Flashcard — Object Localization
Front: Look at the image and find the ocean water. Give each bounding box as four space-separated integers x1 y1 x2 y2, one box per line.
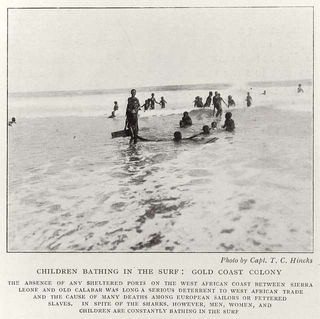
8 83 313 252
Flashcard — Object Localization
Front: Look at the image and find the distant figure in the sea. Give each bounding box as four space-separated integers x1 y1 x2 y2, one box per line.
261 90 267 95
125 89 140 144
113 101 119 111
222 112 235 132
227 95 236 107
297 83 304 93
108 111 116 118
8 117 16 126
204 91 213 107
246 92 253 107
160 96 167 109
180 111 192 128
150 93 159 110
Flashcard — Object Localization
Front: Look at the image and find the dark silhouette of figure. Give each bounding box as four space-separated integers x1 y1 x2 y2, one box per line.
180 111 192 128
246 92 253 107
8 117 16 126
222 112 235 132
204 91 213 107
227 95 236 107
159 96 167 109
297 84 304 93
125 89 140 144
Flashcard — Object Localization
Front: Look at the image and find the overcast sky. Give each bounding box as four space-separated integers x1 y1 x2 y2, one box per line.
8 7 313 92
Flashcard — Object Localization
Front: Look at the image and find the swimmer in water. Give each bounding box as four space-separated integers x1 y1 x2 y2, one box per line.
180 111 192 128
211 121 218 130
173 131 182 142
297 84 304 93
222 112 235 132
8 117 16 126
202 125 210 134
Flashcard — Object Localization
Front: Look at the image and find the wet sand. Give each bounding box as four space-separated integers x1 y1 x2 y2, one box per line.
8 88 313 252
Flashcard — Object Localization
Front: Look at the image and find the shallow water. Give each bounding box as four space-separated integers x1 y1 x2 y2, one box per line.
8 85 313 252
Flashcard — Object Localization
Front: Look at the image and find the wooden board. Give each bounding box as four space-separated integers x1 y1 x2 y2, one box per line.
111 129 131 138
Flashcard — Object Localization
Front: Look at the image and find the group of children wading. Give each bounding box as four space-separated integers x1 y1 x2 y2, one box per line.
112 83 305 143
123 89 237 144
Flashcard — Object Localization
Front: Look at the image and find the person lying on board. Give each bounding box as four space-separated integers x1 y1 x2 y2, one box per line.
173 128 218 144
222 112 235 132
180 111 193 128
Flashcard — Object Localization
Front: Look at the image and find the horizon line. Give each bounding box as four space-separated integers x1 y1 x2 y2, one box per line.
9 79 312 98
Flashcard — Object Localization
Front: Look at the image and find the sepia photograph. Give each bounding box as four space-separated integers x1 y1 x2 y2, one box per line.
7 6 313 253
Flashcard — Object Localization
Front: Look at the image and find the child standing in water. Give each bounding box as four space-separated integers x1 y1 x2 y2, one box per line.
150 93 160 110
204 91 213 107
212 91 219 116
193 96 200 107
246 92 253 107
215 93 226 117
227 95 236 107
222 112 235 132
159 97 167 109
198 97 204 108
141 99 150 111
